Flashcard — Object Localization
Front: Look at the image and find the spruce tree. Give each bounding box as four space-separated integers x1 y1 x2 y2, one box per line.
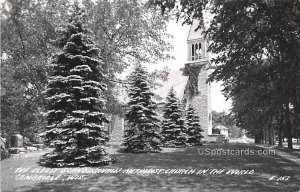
185 106 204 145
123 64 162 153
41 6 114 167
161 88 188 147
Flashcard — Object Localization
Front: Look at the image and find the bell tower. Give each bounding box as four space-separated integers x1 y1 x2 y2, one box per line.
183 21 212 140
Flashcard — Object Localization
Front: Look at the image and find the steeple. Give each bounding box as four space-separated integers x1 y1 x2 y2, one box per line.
186 20 208 63
187 20 204 41
182 20 212 138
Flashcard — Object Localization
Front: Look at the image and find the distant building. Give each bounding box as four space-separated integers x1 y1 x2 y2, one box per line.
213 125 229 138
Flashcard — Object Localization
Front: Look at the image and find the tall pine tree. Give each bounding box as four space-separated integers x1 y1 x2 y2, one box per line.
185 106 203 146
41 5 114 167
161 88 188 147
123 64 162 153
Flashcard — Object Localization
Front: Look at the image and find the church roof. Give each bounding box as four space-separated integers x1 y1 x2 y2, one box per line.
187 20 204 41
213 124 229 130
156 69 188 101
116 69 188 104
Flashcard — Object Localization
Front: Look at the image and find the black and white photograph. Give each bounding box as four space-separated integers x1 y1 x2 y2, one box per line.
1 0 300 191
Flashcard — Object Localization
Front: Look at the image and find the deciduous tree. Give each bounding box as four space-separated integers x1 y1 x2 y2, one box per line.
149 0 300 148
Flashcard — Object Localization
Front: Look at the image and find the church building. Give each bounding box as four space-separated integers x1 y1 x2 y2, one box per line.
107 21 225 144
182 20 213 140
156 21 221 142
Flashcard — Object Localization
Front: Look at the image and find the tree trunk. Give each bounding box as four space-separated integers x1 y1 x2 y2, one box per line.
295 57 300 144
277 110 284 147
262 127 264 144
272 128 276 145
284 102 293 149
294 11 300 148
255 127 263 144
278 121 284 147
265 124 269 144
254 135 260 144
268 119 272 145
271 118 274 145
278 126 283 147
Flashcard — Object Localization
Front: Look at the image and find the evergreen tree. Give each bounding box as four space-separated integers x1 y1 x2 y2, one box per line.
41 6 114 167
185 106 203 145
123 64 162 153
161 88 188 147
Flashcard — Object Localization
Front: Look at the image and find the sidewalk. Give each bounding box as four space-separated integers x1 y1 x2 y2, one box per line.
7 148 51 159
255 144 300 166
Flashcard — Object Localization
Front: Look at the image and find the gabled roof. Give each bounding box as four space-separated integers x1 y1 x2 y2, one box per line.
117 69 188 104
213 124 229 130
156 69 188 101
187 20 204 41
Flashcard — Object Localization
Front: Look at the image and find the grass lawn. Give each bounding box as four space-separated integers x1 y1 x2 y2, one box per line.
274 145 300 159
1 143 300 192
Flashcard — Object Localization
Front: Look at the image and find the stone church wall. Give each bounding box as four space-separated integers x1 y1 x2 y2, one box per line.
188 66 212 141
108 115 124 144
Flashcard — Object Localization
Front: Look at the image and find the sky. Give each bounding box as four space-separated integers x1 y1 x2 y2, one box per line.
156 20 232 113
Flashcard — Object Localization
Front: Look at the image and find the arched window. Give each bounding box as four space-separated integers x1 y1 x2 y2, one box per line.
191 44 195 61
191 42 202 61
196 43 202 60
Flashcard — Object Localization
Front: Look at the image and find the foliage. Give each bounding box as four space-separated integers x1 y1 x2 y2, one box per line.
0 0 62 138
83 0 173 71
185 106 203 145
77 0 173 114
1 0 173 139
212 111 243 138
123 64 162 153
149 0 300 148
161 87 188 147
41 6 114 167
212 111 237 127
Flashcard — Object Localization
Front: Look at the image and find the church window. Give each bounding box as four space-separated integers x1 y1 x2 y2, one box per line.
191 42 202 61
212 128 220 135
192 44 195 60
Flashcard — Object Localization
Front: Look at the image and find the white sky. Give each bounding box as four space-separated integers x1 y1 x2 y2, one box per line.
156 20 232 113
